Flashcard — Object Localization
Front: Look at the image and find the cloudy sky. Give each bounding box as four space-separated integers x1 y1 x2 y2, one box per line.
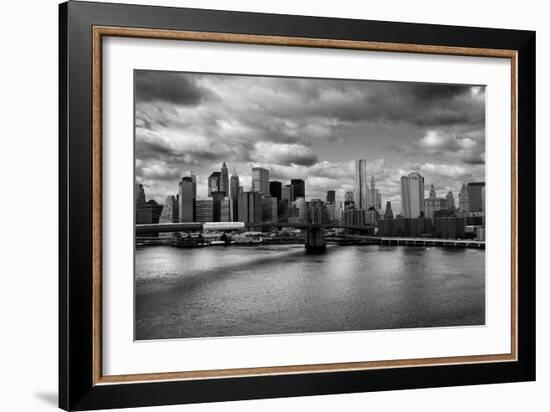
135 70 485 213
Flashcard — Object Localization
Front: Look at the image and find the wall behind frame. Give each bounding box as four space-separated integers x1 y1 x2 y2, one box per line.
0 0 546 412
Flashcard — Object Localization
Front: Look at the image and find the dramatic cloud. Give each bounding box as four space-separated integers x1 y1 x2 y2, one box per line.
134 70 485 213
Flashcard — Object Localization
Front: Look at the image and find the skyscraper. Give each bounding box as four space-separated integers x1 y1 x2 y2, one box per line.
195 198 213 222
178 177 195 222
230 169 240 221
238 191 262 224
135 183 146 206
262 196 278 223
401 172 425 218
354 159 368 210
467 182 485 212
269 181 282 200
281 185 293 208
446 191 455 210
252 167 269 195
220 162 229 196
326 190 335 203
208 172 221 197
458 183 469 211
424 184 448 221
383 201 394 220
159 195 178 223
291 179 305 201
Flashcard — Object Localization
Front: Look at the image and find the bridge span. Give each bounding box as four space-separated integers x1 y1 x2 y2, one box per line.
135 222 484 252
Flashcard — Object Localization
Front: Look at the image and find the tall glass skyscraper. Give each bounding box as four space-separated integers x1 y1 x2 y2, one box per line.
354 159 368 210
252 167 269 195
220 162 229 196
400 172 425 218
290 179 305 201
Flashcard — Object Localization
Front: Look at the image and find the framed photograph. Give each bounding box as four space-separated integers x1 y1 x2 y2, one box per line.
59 1 535 410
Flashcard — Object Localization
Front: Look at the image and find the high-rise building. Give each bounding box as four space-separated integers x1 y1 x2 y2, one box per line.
365 207 380 223
467 182 485 212
383 201 394 220
220 197 231 222
135 183 146 206
325 202 336 222
159 195 179 238
252 167 269 195
343 209 365 227
195 198 214 222
178 177 195 222
230 170 240 221
159 195 178 223
326 190 336 203
238 191 262 224
306 199 329 224
211 191 225 221
424 184 448 221
401 172 425 218
220 162 229 196
459 183 469 211
208 172 221 197
366 176 383 210
295 197 306 222
269 181 282 200
136 200 163 226
355 159 368 210
262 196 278 223
290 179 305 201
281 185 293 208
446 191 455 210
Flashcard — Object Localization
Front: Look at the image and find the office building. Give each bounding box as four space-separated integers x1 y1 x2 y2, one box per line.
269 181 282 200
343 209 365 227
401 172 425 218
136 200 163 226
290 179 305 201
383 201 394 220
238 191 263 224
195 198 214 223
220 197 232 222
365 206 380 223
295 197 306 222
458 183 469 211
424 184 448 221
446 191 455 210
325 202 336 222
467 182 485 212
230 170 240 221
135 183 146 206
262 196 278 223
354 159 368 210
306 199 328 224
178 177 195 222
434 217 465 239
326 190 336 203
208 172 221 197
252 167 269 195
367 175 381 210
220 162 229 196
344 191 355 210
159 195 178 223
281 185 293 208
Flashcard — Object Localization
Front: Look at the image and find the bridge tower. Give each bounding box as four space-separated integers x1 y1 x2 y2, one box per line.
305 227 326 253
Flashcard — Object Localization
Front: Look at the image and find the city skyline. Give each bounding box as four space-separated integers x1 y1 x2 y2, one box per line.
135 70 485 213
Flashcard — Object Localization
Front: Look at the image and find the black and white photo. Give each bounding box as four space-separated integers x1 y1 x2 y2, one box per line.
134 70 487 340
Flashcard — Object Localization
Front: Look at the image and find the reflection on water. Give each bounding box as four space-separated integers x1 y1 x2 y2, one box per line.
135 244 485 340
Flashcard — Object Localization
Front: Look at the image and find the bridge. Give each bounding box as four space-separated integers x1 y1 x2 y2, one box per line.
135 222 484 252
135 221 370 253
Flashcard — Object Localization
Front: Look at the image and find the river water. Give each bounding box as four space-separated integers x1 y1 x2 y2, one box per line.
135 244 485 340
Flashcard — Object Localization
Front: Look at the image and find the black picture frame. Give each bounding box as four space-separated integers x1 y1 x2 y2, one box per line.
59 1 536 410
